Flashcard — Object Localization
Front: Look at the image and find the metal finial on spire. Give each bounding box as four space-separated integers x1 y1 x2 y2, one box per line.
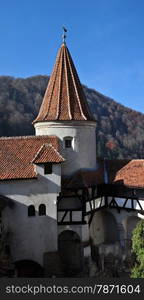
62 26 67 44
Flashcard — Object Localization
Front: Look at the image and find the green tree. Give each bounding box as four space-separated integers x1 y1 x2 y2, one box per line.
131 219 144 278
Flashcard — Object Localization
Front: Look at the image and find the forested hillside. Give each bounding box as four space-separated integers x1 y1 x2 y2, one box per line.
0 75 144 159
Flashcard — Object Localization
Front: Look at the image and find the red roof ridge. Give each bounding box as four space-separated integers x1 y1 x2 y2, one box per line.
31 143 48 163
105 158 144 161
46 143 65 161
0 135 58 141
31 142 65 164
63 45 87 120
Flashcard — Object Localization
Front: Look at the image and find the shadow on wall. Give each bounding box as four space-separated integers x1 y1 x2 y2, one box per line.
0 199 84 278
89 210 120 262
0 198 58 277
126 216 140 240
58 230 83 277
14 260 44 277
0 173 60 199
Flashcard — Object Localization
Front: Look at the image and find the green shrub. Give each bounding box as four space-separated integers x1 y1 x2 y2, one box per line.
131 219 144 278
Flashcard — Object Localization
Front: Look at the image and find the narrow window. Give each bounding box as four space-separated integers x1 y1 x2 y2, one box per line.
39 204 46 216
64 137 73 148
28 205 35 217
5 245 10 255
44 163 52 174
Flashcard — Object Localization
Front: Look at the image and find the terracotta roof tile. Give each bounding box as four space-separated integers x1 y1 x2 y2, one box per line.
32 143 65 164
105 159 144 188
62 159 144 189
33 43 94 123
0 135 63 180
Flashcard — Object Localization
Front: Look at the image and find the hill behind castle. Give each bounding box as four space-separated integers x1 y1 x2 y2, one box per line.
0 75 144 159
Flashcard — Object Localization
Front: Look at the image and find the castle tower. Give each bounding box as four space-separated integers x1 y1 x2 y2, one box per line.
33 41 96 176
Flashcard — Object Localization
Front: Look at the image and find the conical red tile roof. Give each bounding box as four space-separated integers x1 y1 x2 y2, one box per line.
33 43 94 123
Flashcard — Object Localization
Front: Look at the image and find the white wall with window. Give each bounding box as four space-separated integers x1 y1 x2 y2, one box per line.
34 120 97 176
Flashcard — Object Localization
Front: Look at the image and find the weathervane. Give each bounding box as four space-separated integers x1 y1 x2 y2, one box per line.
62 26 67 44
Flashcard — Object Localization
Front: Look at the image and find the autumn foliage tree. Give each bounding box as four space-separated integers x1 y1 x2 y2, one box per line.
1 75 144 159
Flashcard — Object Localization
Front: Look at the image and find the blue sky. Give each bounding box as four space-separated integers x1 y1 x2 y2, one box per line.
0 0 144 113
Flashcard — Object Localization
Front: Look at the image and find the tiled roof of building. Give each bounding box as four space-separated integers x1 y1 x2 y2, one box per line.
32 143 65 164
62 159 144 189
0 135 63 180
62 168 104 189
33 43 94 123
105 159 144 188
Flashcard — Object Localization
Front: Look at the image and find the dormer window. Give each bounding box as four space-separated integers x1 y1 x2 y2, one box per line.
44 163 52 174
64 137 73 149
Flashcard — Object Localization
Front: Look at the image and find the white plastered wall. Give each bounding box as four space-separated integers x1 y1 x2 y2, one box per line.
34 121 97 176
1 164 61 266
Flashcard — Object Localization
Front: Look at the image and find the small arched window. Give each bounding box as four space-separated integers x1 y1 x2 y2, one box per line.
39 204 46 216
64 137 73 149
28 205 35 217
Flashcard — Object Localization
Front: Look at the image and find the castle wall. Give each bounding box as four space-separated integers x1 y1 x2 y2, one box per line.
58 222 90 273
107 197 144 245
89 203 143 264
34 121 97 176
0 164 61 266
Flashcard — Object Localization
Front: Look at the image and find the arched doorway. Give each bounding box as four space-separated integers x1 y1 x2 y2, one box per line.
58 230 83 276
15 260 44 277
90 210 119 261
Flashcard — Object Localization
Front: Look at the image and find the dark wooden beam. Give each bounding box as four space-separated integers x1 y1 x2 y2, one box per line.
88 212 95 226
123 198 128 208
58 221 86 225
60 211 68 223
58 208 82 212
136 199 143 210
109 197 121 213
